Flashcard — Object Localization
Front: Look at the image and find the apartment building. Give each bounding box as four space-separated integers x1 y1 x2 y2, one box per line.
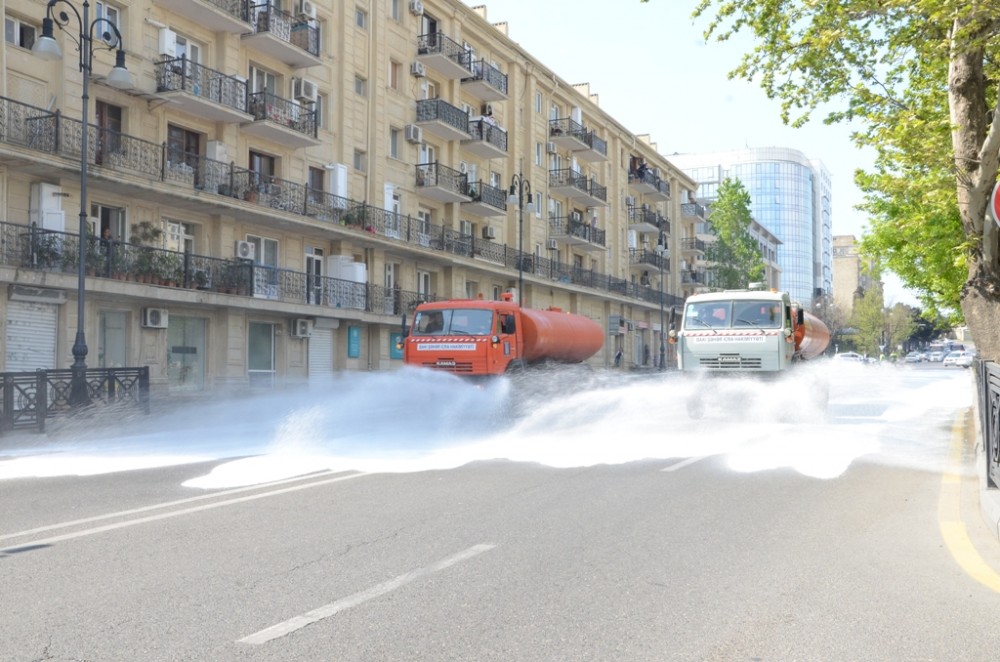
0 0 704 395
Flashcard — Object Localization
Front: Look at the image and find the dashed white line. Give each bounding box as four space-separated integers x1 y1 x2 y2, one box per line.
661 455 712 472
239 543 497 645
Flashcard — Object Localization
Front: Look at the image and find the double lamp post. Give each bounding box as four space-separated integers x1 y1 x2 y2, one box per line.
32 0 134 406
508 171 532 306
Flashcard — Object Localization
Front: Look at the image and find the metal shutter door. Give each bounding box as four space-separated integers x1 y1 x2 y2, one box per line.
6 301 58 372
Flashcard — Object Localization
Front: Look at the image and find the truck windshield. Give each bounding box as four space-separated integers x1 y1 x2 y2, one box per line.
412 309 494 336
684 300 783 330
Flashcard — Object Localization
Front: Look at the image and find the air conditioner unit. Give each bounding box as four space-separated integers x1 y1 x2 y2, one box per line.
409 0 424 15
293 78 318 103
291 318 313 338
625 195 636 207
404 124 423 144
297 0 317 19
410 61 426 77
458 161 469 174
546 238 558 250
235 240 256 260
481 103 494 116
546 142 557 154
482 226 496 240
142 308 169 329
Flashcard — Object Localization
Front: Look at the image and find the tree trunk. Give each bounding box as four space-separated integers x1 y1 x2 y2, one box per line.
950 18 1000 362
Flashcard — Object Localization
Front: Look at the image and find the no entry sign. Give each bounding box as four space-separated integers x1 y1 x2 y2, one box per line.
992 180 1000 229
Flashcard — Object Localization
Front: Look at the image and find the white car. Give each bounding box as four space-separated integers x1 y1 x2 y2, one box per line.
942 351 962 366
927 351 945 362
833 352 865 363
953 351 977 368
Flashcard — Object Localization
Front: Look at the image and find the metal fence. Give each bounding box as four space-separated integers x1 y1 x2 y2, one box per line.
0 367 150 433
977 360 1000 489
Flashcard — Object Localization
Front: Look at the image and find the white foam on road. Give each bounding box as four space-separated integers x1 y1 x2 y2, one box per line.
0 364 973 487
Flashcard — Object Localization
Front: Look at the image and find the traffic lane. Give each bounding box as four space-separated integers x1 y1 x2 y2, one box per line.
0 458 253 535
3 452 999 661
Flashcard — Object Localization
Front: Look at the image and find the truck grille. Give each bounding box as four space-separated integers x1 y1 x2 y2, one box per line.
700 355 762 370
419 361 475 373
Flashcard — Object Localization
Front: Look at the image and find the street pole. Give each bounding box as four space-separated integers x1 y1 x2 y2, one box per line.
657 230 666 370
34 0 134 406
509 170 531 307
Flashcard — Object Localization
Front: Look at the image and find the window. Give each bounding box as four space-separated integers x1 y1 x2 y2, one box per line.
389 127 400 159
91 203 126 242
166 220 196 253
355 8 367 29
535 91 542 113
465 280 479 298
5 16 37 49
315 93 327 129
390 0 402 21
460 219 472 237
308 166 324 202
389 60 401 90
249 150 277 189
355 75 367 96
353 149 367 172
417 270 431 297
94 2 121 44
247 321 276 389
535 142 542 166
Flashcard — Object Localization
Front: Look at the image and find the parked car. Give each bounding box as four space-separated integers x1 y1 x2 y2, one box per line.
942 350 962 367
833 351 865 364
904 351 923 363
953 351 977 368
927 350 945 362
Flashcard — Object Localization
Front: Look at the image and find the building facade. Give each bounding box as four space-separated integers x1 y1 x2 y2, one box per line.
831 234 876 319
669 147 832 308
0 0 710 394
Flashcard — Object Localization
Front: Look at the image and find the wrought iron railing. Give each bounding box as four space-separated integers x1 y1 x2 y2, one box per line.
0 96 681 307
466 119 508 153
416 32 473 70
155 56 249 113
415 162 468 196
248 91 317 138
549 117 586 141
250 3 320 57
465 59 508 96
0 367 149 433
681 201 706 220
465 181 507 212
415 98 471 135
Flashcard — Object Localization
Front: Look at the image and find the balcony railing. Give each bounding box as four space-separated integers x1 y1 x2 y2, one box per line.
463 181 507 215
416 33 473 78
629 248 669 271
681 202 707 221
415 98 471 140
248 91 317 139
155 56 249 115
415 162 469 202
0 96 685 308
462 59 508 100
549 216 607 248
463 118 507 157
249 3 320 58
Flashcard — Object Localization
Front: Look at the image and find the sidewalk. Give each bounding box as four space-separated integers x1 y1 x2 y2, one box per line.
972 392 1000 542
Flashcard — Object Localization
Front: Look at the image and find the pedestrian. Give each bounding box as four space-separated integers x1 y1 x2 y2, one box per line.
614 348 623 367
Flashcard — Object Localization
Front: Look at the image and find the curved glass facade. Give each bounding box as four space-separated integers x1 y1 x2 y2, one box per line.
669 148 832 307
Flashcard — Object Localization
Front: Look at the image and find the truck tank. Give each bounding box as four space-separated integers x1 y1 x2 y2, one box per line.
795 310 831 360
520 307 604 363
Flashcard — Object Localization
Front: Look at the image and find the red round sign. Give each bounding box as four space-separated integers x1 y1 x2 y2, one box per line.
992 180 1000 228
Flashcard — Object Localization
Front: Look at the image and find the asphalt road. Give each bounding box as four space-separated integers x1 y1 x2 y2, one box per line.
2 364 999 661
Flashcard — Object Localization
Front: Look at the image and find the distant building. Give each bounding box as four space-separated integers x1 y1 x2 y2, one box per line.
831 234 877 318
668 147 832 308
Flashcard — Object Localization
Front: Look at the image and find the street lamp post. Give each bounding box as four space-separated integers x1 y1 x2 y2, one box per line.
33 0 134 406
655 230 667 370
508 171 532 307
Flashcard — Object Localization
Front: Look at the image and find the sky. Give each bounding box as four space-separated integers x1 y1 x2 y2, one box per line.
463 0 919 306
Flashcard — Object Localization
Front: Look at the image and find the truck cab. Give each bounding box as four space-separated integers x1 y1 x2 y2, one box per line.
404 298 521 376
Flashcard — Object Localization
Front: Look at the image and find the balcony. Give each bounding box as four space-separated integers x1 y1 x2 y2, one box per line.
154 57 251 123
462 59 508 101
416 33 474 79
415 98 471 142
416 162 471 203
681 201 707 222
629 248 669 273
548 169 607 207
627 205 669 234
549 215 607 251
461 181 507 217
462 118 507 159
242 4 321 69
548 118 607 162
242 92 319 148
681 237 707 255
152 0 250 33
629 168 671 201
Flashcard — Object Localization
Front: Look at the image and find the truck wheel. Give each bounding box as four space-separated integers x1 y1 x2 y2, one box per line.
687 395 705 419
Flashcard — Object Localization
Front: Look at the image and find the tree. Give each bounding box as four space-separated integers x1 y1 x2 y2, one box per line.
649 0 1000 362
850 287 886 358
885 303 918 355
704 178 765 289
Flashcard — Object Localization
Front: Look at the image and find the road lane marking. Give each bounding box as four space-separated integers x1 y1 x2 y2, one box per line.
661 455 711 472
937 410 1000 593
239 543 496 645
0 470 348 542
0 472 367 552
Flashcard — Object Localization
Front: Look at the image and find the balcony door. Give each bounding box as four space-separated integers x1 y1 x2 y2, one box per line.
94 101 122 166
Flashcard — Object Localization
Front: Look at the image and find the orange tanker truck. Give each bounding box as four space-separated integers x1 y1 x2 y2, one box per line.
402 294 604 377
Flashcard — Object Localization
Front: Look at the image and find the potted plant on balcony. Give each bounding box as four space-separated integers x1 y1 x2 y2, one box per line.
130 221 163 283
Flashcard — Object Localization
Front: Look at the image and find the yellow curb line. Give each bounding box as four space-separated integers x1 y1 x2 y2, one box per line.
937 409 1000 592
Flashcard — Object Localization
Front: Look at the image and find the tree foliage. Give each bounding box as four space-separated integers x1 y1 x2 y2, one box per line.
642 0 1000 361
704 178 765 289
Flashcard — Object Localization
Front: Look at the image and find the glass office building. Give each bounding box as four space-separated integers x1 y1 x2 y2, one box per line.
669 147 832 308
